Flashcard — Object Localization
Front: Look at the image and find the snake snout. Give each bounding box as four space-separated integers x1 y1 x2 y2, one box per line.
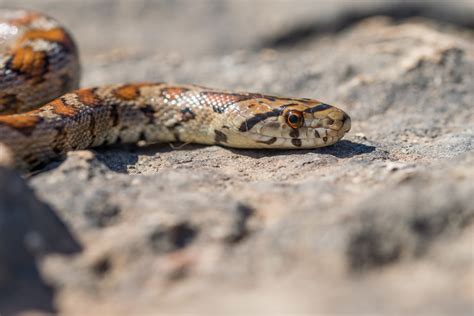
324 108 351 135
341 113 351 133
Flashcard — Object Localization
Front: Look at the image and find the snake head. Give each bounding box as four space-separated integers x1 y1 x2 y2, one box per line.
222 97 351 148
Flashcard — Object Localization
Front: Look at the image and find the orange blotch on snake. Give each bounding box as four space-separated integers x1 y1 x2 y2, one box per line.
21 28 68 44
0 115 41 136
76 89 101 107
50 99 77 117
114 85 140 101
10 47 47 80
16 28 75 52
114 83 153 101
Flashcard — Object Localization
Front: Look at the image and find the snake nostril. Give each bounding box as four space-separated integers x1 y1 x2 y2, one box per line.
322 118 334 127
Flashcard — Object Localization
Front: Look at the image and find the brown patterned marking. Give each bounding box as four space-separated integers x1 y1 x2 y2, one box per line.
322 136 328 143
314 130 321 138
139 104 156 123
87 114 97 146
180 108 195 122
291 139 302 147
114 85 140 101
50 98 77 117
214 130 228 144
9 46 48 81
256 137 277 145
239 107 283 132
114 83 153 101
0 115 41 136
51 125 66 155
289 129 299 138
76 88 101 107
109 103 120 127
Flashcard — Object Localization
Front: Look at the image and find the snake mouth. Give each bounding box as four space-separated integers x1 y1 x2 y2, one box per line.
338 112 351 134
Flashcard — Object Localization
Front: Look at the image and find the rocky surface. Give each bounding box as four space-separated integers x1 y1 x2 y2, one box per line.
0 146 80 315
1 0 474 315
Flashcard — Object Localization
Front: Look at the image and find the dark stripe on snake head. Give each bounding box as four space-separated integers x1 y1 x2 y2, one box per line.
214 130 228 144
238 108 283 132
303 103 332 113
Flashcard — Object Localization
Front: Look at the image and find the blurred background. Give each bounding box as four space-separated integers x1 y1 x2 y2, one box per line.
2 0 474 58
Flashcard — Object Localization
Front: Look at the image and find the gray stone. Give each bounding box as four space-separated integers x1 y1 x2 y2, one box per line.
0 166 80 315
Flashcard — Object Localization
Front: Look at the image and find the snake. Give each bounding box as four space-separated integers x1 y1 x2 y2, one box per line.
0 9 351 171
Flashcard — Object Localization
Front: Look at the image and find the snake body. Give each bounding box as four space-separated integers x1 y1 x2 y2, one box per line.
0 9 351 170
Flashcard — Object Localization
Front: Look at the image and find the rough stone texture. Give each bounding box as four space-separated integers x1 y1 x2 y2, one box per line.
1 0 474 314
0 156 81 315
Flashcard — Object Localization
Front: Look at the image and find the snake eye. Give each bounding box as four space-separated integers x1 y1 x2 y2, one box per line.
286 110 304 128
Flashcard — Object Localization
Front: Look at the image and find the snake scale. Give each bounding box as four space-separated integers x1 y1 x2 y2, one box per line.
0 9 351 170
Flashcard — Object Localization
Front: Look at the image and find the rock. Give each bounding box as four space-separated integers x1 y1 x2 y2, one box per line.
2 0 474 314
0 166 81 315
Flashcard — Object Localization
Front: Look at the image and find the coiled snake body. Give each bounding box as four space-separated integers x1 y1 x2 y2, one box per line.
0 9 351 170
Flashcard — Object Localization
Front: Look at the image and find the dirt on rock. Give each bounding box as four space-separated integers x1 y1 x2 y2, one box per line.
0 1 473 315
